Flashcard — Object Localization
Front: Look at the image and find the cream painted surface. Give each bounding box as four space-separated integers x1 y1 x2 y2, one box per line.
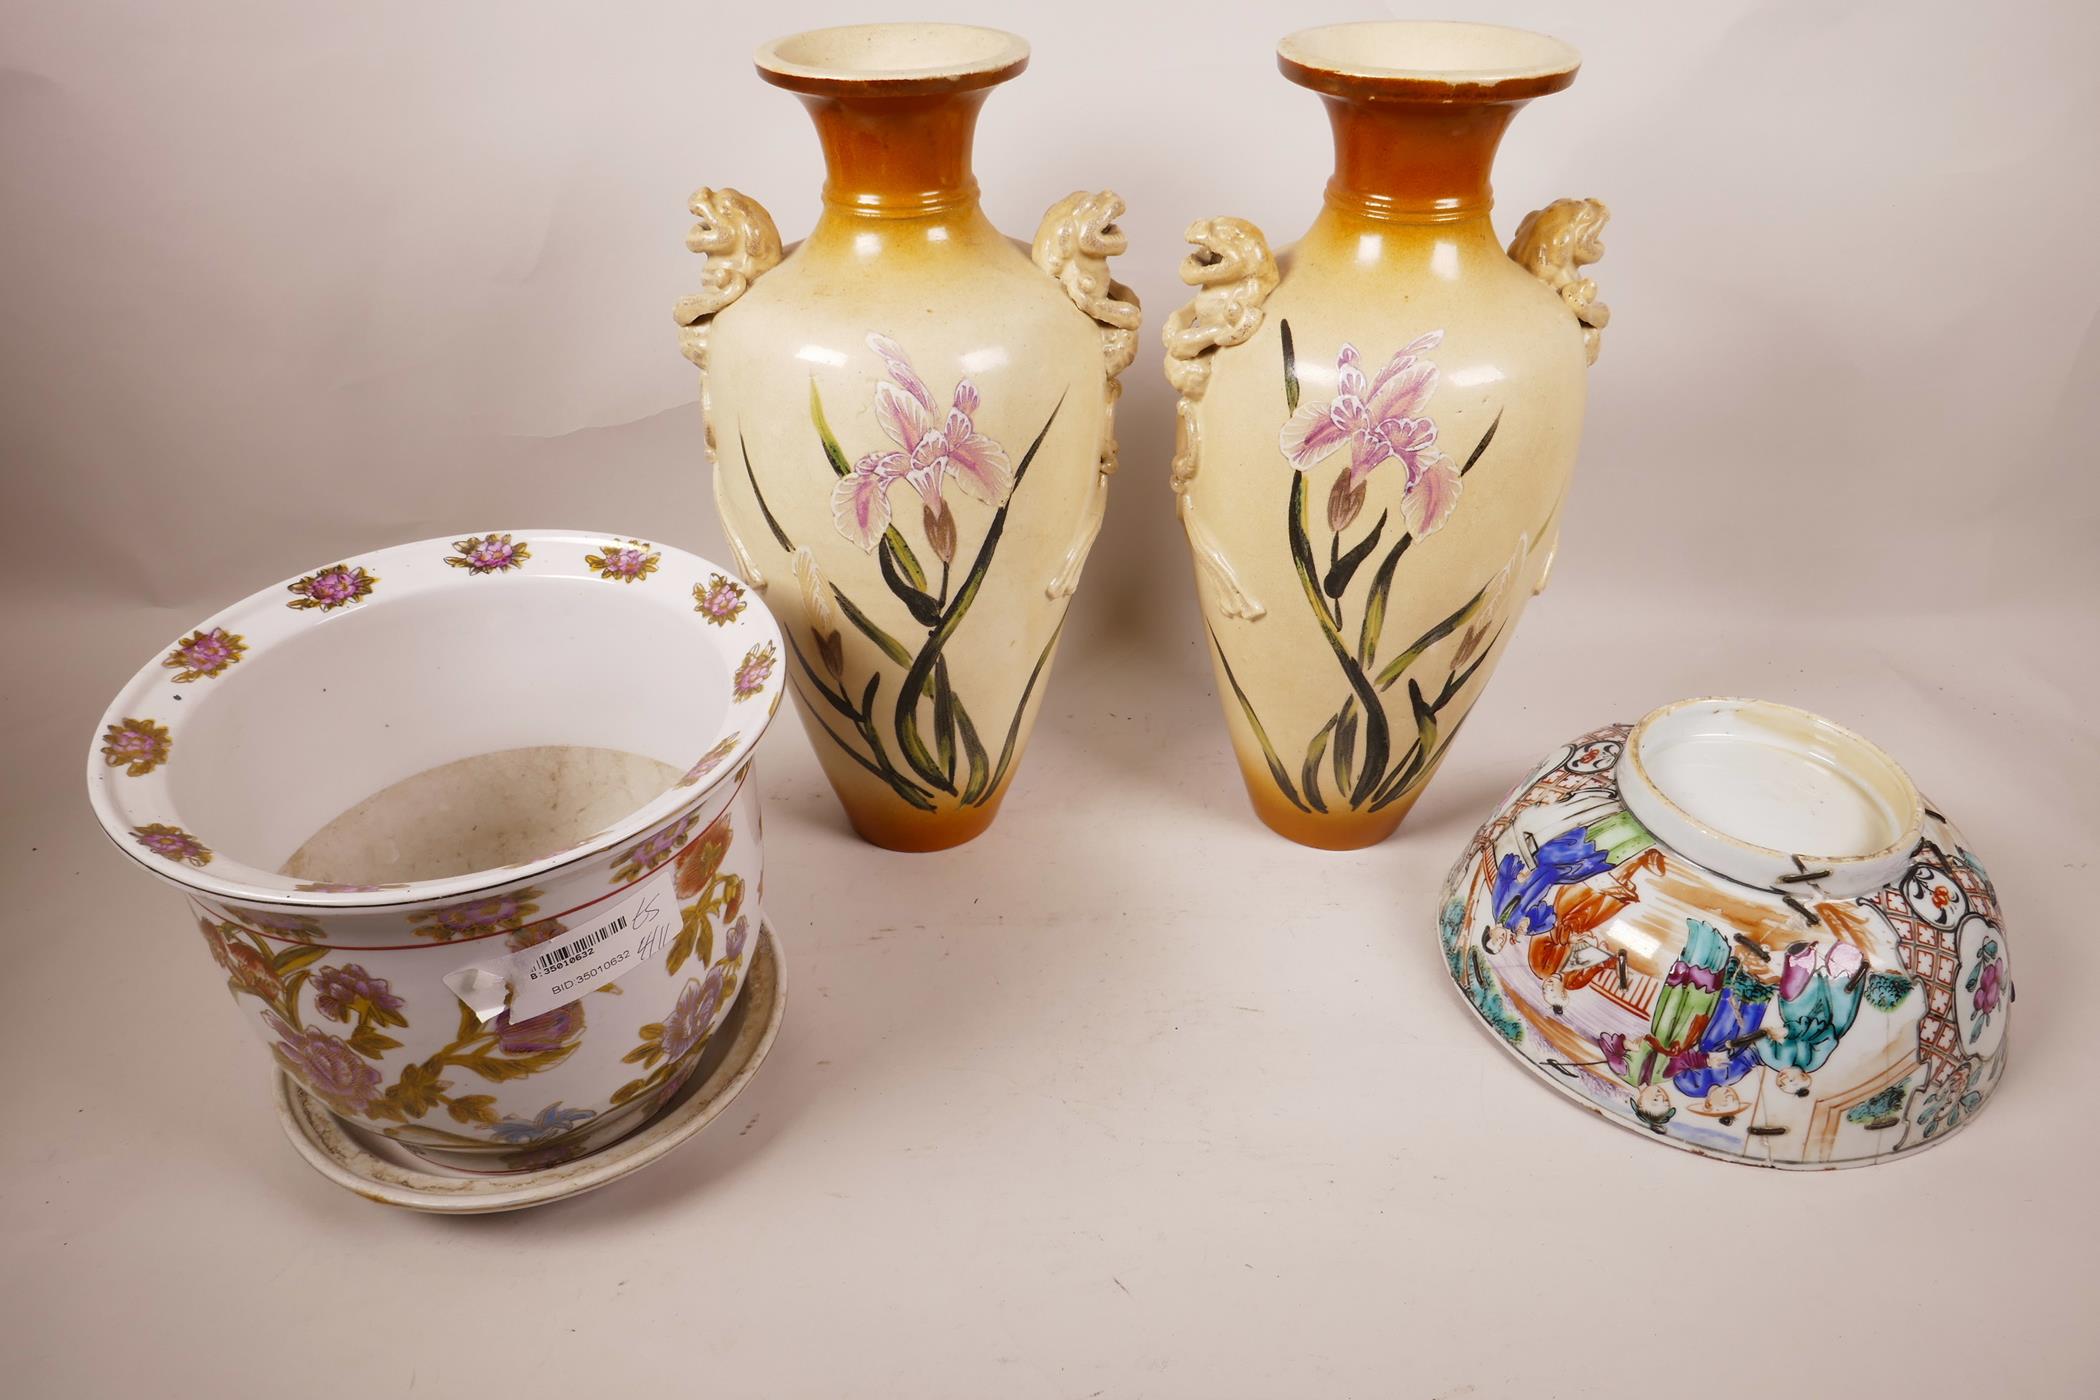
1183 210 1589 833
705 208 1109 836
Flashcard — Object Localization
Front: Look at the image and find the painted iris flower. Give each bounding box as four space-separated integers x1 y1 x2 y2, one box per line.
1279 333 1459 535
831 333 1012 561
163 626 246 682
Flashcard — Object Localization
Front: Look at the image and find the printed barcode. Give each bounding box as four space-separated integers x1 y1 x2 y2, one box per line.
535 915 626 974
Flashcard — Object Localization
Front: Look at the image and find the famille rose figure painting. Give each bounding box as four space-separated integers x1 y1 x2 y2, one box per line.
1438 725 2011 1167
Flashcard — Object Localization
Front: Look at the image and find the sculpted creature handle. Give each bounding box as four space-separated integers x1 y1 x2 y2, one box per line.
675 186 785 590
1161 216 1282 622
1508 197 1610 596
1508 197 1610 367
1031 190 1141 600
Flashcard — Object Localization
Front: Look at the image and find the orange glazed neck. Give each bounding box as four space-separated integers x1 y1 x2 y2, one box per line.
1319 96 1522 222
794 90 989 217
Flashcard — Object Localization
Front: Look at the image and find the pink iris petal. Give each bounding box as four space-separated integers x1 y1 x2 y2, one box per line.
952 379 980 418
1402 330 1444 356
903 456 948 507
1366 357 1438 424
1346 428 1393 486
866 334 936 414
1381 416 1437 460
1280 401 1348 468
1335 343 1368 401
1397 451 1461 537
832 453 903 551
873 381 931 453
945 428 1012 504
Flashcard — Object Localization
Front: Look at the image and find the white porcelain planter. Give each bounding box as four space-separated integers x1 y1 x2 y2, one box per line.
87 530 785 1169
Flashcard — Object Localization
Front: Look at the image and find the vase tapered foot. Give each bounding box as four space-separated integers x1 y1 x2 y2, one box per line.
1237 762 1431 850
841 790 1009 852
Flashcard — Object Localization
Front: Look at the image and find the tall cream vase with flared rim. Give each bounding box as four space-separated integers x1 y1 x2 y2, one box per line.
1165 21 1612 849
676 22 1140 852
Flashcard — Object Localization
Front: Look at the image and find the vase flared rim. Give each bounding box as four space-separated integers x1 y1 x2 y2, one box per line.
1278 21 1579 102
755 23 1029 97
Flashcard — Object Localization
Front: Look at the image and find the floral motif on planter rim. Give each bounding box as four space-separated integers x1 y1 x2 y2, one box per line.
287 563 379 611
676 733 741 788
445 533 531 575
507 916 569 953
163 626 246 683
831 333 1013 557
732 641 776 703
1280 332 1458 536
133 822 211 867
692 572 748 625
586 540 661 583
101 717 170 776
611 815 700 885
408 888 544 942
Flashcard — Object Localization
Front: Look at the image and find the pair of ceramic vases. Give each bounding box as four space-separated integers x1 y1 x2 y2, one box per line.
686 20 1611 853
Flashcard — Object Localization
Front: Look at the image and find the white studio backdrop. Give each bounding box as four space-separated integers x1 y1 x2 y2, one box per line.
3 3 2098 1397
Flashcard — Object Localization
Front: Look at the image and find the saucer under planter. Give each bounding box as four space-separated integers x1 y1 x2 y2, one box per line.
277 921 785 1212
1438 698 2011 1168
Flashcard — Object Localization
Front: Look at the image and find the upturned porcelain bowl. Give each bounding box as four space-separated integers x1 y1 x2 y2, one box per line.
1438 698 2011 1168
87 531 785 1169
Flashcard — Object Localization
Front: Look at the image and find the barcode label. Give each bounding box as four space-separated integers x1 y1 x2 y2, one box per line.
534 919 621 974
444 858 681 1025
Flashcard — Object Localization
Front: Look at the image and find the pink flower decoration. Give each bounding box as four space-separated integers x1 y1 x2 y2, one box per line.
269 1015 383 1112
586 541 660 583
1278 333 1461 537
732 641 776 703
133 823 211 867
446 533 531 574
1973 960 2003 1017
311 964 404 1022
677 734 740 788
612 815 699 885
831 334 1013 554
163 627 246 683
101 717 171 776
287 564 378 611
410 889 543 942
692 572 748 625
660 967 726 1063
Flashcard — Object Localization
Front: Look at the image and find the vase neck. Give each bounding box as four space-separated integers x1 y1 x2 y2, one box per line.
798 90 988 218
1320 96 1523 223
